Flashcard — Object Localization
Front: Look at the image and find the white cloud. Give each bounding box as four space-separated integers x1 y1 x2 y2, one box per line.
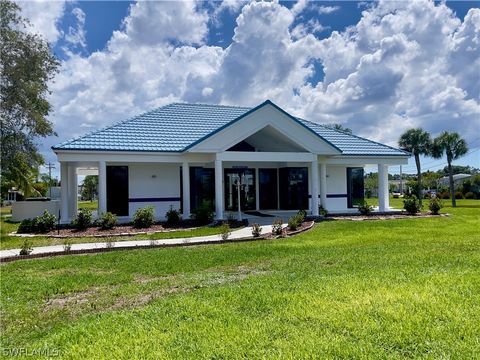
314 5 340 15
16 0 65 43
123 1 209 45
33 0 479 165
64 7 86 50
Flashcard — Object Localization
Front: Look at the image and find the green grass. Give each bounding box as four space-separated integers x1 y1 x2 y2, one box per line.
0 224 226 250
1 200 479 358
1 203 227 249
78 200 98 211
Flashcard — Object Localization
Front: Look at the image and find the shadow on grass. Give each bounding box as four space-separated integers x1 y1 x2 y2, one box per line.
447 204 480 208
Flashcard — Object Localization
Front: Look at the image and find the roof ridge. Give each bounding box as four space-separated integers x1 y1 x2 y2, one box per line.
170 102 252 110
297 117 409 155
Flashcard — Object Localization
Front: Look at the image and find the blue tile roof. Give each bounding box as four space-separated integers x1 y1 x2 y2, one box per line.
53 101 408 156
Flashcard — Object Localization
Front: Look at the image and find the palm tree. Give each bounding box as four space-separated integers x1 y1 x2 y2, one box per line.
398 128 432 201
431 131 469 207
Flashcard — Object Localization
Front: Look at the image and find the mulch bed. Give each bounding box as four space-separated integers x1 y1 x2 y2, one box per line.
264 221 315 239
15 224 200 238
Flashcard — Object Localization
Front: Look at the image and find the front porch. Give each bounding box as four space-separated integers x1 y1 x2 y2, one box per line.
58 151 394 224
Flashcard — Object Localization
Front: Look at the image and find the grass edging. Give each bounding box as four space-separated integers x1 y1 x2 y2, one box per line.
0 222 315 263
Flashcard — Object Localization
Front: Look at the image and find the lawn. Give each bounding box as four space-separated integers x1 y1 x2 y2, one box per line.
1 200 479 358
0 204 227 249
78 200 98 211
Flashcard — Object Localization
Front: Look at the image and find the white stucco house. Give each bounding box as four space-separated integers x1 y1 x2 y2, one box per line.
52 100 410 223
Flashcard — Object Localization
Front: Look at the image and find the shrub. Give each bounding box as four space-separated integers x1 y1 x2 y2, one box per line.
318 205 328 216
99 212 117 230
19 239 33 256
63 240 72 252
191 200 214 225
272 218 283 236
17 218 37 234
35 210 56 233
296 209 307 222
439 191 450 199
165 206 181 226
403 196 422 215
358 201 373 215
428 197 442 215
455 191 464 199
72 208 93 230
251 223 262 237
288 215 302 231
133 206 155 228
464 191 475 199
219 222 231 241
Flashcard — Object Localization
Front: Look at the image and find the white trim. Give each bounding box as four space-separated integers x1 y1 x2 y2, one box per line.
98 161 107 215
55 151 214 164
60 162 69 223
311 160 319 216
214 159 224 220
325 156 409 166
189 104 341 155
182 162 190 218
217 151 317 162
378 164 389 212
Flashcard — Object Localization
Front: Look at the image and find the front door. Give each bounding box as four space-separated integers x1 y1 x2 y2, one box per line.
106 165 129 216
259 168 278 209
224 168 256 211
279 167 309 210
347 167 364 208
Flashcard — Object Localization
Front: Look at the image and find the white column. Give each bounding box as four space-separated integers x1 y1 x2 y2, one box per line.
67 164 78 219
182 162 190 218
311 160 319 216
378 164 389 212
98 160 107 215
60 162 69 223
255 168 260 211
320 163 327 209
214 159 224 220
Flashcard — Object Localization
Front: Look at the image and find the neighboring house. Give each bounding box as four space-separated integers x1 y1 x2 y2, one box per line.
438 173 472 188
52 100 409 223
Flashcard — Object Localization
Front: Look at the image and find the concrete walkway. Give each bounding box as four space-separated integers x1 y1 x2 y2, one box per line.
0 224 285 260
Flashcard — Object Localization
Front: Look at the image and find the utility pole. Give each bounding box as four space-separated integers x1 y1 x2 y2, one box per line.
45 163 56 198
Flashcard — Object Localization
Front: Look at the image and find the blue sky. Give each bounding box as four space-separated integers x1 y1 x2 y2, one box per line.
16 0 480 178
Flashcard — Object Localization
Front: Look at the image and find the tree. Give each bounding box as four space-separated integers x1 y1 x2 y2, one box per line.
398 128 432 201
327 123 353 134
440 165 476 176
364 172 378 198
0 0 59 198
431 131 469 207
81 175 98 201
422 171 442 190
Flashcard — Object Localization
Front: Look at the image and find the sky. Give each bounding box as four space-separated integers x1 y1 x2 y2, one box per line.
15 0 480 179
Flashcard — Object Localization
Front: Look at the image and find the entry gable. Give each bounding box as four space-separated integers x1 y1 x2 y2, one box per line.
186 100 342 154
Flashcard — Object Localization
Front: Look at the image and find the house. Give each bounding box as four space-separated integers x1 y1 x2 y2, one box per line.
438 173 472 188
52 100 409 223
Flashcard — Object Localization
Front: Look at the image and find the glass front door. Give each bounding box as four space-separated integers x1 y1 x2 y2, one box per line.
347 167 364 208
259 168 278 209
224 168 256 211
279 167 309 210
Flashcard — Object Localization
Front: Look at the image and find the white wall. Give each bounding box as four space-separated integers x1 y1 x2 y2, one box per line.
12 200 60 222
127 163 181 220
325 165 348 211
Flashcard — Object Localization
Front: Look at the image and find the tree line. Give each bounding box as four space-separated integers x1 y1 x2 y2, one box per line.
398 129 469 207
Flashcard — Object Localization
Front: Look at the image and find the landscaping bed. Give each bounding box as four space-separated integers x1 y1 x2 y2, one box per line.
13 223 201 238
